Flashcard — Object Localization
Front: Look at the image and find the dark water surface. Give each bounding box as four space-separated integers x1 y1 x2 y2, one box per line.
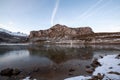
0 44 120 80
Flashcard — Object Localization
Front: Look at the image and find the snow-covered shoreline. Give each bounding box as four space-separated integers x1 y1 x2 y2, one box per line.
65 54 120 80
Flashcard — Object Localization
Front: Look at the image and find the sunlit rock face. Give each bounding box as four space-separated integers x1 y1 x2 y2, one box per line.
29 24 94 42
29 24 120 44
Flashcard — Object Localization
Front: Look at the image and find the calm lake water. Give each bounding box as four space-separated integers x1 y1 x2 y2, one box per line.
0 44 120 80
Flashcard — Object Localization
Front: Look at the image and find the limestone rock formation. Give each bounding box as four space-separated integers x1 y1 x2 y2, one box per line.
29 24 94 42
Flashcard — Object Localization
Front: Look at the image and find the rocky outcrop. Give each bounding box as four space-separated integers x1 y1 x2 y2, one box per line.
29 24 120 44
0 68 21 76
29 24 94 42
77 32 120 44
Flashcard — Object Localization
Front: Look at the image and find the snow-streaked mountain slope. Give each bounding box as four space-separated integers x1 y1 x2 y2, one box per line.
0 28 28 37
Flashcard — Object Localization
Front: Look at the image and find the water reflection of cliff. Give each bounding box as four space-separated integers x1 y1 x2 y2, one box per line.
28 45 93 64
27 45 94 80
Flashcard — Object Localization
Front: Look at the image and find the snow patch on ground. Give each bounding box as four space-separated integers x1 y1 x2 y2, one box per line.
64 76 91 80
65 54 120 80
93 55 120 80
23 77 37 80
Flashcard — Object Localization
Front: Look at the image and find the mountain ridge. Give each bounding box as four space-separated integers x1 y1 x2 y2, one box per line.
0 28 28 43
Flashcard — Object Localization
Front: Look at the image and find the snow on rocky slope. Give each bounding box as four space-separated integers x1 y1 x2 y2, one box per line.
0 28 28 43
0 28 27 37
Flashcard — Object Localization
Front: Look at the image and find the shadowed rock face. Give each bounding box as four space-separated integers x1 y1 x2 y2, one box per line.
0 32 28 43
0 28 28 43
29 24 94 42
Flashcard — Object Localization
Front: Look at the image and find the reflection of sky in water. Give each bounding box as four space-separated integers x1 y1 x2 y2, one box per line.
0 50 29 62
0 48 54 71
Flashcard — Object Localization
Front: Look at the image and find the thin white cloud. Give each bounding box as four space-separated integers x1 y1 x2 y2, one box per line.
51 0 60 26
82 0 112 20
78 0 104 19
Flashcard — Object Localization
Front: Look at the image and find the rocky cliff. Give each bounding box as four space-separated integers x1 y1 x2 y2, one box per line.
29 24 94 42
77 32 120 44
29 24 120 44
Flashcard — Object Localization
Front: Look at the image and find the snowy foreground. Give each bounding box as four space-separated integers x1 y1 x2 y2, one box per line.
23 54 120 80
65 54 120 80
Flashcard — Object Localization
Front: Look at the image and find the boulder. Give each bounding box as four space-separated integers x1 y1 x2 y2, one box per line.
69 68 75 72
12 68 21 75
0 68 13 76
115 54 120 59
0 68 21 77
91 58 101 67
89 73 104 80
85 65 91 68
85 69 94 73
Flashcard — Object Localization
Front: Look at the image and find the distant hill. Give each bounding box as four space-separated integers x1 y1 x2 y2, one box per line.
0 28 27 37
0 28 28 43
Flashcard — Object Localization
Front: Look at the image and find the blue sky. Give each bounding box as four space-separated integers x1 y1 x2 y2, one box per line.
0 0 120 34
